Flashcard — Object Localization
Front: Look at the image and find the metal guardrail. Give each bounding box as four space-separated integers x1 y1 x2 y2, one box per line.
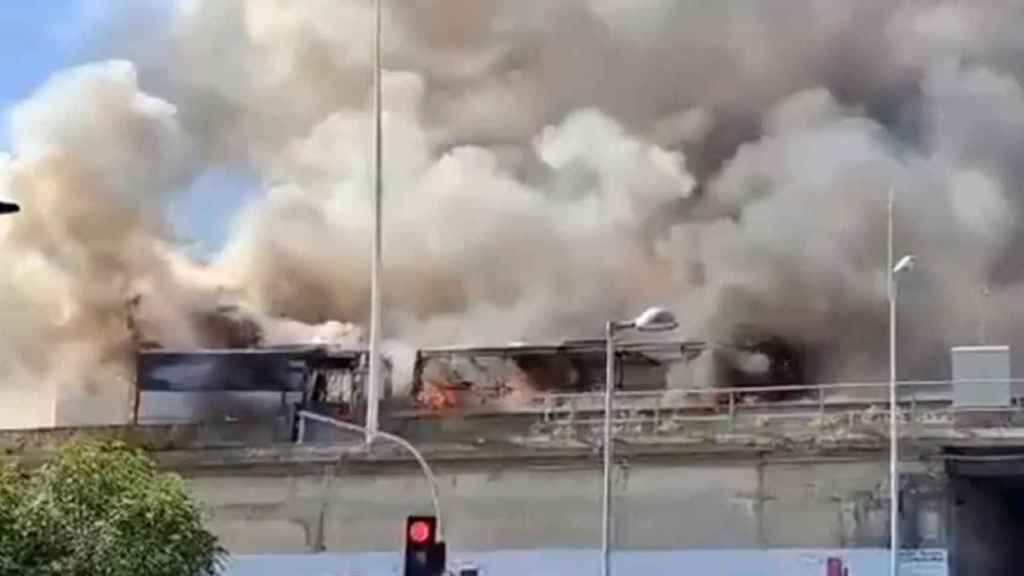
526 379 1024 437
131 377 1024 440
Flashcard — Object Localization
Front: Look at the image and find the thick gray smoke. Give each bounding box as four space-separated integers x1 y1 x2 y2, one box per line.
4 0 1024 425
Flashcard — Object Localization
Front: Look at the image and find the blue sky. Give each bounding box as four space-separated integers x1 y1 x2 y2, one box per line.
0 1 257 256
0 2 85 140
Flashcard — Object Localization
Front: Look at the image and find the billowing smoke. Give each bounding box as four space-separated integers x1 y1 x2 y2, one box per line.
4 0 1024 425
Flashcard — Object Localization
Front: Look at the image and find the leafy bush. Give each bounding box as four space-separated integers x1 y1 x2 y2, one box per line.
0 441 225 576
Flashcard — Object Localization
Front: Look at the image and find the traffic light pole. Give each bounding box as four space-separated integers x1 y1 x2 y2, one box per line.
296 410 444 539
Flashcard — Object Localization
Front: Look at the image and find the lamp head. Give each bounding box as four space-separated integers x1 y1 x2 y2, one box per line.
632 307 679 332
893 255 916 274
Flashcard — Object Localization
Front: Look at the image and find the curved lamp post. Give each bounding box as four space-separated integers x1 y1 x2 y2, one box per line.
603 307 678 576
296 411 445 540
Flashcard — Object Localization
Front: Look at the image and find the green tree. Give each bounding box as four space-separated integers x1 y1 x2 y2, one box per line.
0 463 30 574
0 441 225 576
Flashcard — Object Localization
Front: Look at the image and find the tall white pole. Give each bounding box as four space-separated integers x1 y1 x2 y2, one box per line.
887 187 899 576
365 0 383 442
601 321 616 576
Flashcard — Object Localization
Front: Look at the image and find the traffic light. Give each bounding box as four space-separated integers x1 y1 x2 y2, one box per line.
404 516 446 576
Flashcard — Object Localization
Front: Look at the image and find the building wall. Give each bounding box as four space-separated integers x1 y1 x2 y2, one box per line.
0 368 134 431
53 375 134 427
949 475 1024 576
0 381 56 430
186 456 930 556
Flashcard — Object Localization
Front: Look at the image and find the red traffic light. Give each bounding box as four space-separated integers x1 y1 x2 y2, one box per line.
408 520 432 544
405 516 437 546
404 516 444 576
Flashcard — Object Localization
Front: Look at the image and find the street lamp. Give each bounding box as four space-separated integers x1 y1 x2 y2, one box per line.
893 255 916 274
888 252 914 576
887 188 916 576
0 200 19 215
602 306 678 576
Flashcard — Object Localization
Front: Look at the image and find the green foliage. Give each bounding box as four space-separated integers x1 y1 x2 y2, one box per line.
0 441 225 576
0 464 29 574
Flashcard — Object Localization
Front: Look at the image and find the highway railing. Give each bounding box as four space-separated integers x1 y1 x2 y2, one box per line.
525 379 1024 439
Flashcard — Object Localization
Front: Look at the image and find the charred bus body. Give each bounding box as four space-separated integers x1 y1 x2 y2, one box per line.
408 340 707 411
132 333 808 425
407 335 810 412
134 346 392 425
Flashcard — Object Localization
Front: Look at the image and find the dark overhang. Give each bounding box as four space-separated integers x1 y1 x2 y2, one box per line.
137 346 369 392
416 339 707 359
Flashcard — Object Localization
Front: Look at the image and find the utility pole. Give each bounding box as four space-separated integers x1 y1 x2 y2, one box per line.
602 321 616 576
366 0 384 442
887 187 899 576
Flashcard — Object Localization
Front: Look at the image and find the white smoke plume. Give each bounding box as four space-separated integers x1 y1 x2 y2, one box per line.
0 61 196 426
5 0 1024 425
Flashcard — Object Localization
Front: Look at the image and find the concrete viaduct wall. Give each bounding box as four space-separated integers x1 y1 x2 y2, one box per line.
0 420 977 563
179 448 946 556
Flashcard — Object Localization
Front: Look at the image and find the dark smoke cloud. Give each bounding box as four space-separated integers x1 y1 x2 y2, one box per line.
4 0 1024 425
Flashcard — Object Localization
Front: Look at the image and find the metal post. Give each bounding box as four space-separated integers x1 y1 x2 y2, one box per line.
887 186 899 576
602 321 616 576
597 308 676 576
131 355 142 425
978 286 990 345
728 391 736 430
365 0 384 442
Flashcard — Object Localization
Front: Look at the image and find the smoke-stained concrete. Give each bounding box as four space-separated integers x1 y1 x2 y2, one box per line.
177 449 930 556
7 1 1024 424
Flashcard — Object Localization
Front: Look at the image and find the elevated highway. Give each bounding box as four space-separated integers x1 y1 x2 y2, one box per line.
3 381 1024 576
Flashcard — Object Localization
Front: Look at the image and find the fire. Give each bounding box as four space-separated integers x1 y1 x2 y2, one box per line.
417 380 462 411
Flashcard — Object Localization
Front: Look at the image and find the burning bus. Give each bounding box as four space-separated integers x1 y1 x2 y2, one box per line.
406 334 809 413
134 346 392 426
130 306 809 427
407 340 708 412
